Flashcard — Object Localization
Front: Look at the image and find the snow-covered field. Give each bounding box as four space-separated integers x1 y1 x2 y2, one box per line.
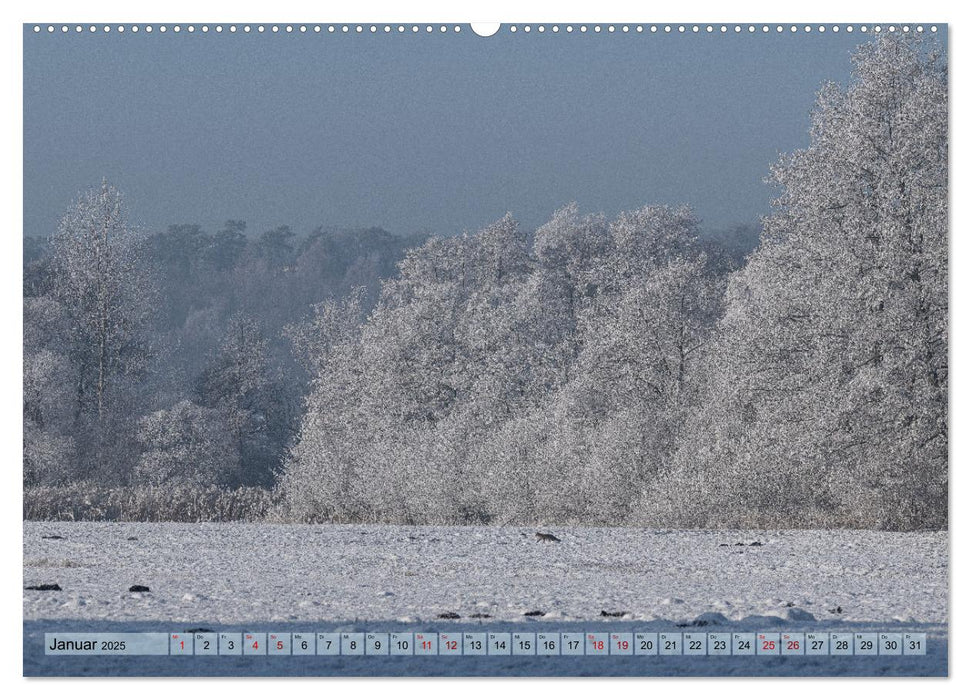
23 522 947 676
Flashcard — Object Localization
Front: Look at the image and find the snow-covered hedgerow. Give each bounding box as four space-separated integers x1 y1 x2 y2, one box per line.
23 484 276 522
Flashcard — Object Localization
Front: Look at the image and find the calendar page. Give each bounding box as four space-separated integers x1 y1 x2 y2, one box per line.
21 18 948 678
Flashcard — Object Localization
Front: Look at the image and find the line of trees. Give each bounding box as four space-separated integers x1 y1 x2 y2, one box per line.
24 34 947 529
279 34 947 529
280 204 731 525
24 188 424 491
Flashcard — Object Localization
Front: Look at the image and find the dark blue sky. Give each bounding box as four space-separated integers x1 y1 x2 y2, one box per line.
23 26 926 239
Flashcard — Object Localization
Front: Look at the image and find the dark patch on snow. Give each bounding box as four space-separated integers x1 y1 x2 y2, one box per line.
523 610 544 617
749 541 763 547
829 606 843 614
785 607 816 621
25 583 62 591
127 537 138 541
468 613 492 619
600 610 627 617
185 627 214 633
128 585 151 593
734 542 746 546
41 535 65 540
692 612 729 626
719 543 729 547
437 611 461 619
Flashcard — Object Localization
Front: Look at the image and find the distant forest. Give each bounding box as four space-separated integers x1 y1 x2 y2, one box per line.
23 35 946 530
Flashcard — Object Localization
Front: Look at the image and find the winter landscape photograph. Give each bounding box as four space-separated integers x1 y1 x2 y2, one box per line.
22 23 947 677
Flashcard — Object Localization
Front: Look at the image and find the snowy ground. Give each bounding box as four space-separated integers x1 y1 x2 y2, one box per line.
23 522 947 676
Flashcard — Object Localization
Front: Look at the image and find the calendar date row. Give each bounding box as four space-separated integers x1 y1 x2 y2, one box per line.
45 631 927 657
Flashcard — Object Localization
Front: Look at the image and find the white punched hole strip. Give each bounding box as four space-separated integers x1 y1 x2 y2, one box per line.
30 24 940 35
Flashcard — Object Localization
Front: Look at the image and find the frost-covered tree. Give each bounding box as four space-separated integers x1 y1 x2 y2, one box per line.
24 343 75 485
196 314 295 486
280 204 727 524
135 400 239 487
525 209 723 524
47 181 152 481
572 254 724 482
650 34 947 529
601 205 699 285
279 318 368 520
286 289 367 375
24 292 75 486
